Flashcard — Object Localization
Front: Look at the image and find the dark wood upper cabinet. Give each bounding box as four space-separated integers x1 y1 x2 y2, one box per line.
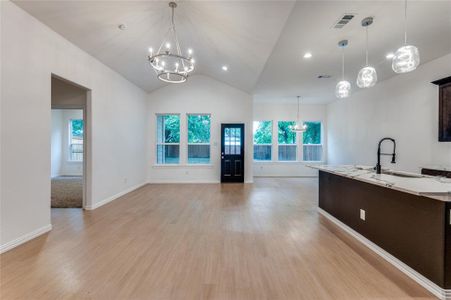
432 76 451 142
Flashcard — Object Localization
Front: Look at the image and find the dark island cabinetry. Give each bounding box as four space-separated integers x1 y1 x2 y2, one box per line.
319 170 451 290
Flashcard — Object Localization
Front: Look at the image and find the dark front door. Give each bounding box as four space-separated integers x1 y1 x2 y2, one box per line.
221 123 244 183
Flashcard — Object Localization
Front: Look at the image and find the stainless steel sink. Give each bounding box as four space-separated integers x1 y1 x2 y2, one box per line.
381 170 424 178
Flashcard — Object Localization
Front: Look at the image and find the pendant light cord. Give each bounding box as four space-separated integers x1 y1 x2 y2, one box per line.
341 47 345 80
404 0 408 44
297 96 300 121
365 26 369 66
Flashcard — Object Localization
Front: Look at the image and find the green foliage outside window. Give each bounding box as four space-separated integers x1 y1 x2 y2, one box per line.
253 121 272 144
188 115 210 143
71 120 83 137
160 115 180 143
303 122 321 144
278 121 296 144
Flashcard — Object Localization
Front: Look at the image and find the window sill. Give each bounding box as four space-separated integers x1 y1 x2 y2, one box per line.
152 164 214 169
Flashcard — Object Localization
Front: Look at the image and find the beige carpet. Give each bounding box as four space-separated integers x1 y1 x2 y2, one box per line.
51 176 83 208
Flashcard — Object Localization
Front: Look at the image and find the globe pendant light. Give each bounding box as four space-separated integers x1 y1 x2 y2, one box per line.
291 96 307 132
392 0 420 73
335 40 351 99
147 2 195 83
357 17 377 88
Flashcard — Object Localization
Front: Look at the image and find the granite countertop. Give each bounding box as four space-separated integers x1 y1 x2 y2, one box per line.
308 165 451 202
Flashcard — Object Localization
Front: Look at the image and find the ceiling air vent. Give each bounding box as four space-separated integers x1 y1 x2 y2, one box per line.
318 75 332 79
333 14 355 29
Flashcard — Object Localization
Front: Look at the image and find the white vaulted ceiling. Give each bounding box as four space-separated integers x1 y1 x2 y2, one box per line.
13 0 295 93
13 1 451 103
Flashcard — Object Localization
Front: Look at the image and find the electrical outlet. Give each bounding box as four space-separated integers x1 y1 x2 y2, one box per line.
360 209 366 221
123 178 128 184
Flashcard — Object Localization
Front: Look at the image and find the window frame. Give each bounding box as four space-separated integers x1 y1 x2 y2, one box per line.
277 120 297 161
186 113 211 165
253 120 273 162
68 118 83 162
156 113 181 165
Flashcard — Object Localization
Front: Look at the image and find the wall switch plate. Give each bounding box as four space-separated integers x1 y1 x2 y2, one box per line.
360 209 366 221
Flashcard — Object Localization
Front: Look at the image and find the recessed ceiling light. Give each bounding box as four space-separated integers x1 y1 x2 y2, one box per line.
386 52 395 59
303 52 313 59
222 65 228 71
118 24 127 30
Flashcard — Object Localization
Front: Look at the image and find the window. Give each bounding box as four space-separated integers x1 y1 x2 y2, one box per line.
303 121 322 161
187 114 211 164
69 119 83 161
156 114 180 164
278 121 296 161
253 121 272 161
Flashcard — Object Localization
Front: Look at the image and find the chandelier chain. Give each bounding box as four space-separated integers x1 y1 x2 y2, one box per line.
404 0 408 44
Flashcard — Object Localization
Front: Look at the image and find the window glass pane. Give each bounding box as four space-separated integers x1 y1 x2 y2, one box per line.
302 122 322 161
187 115 210 164
235 128 241 155
70 119 83 161
278 121 296 144
253 121 272 144
188 115 210 143
157 145 180 164
254 145 271 161
303 145 322 161
253 121 272 161
225 128 230 155
303 122 321 144
188 145 210 164
156 114 180 164
157 114 180 143
278 145 296 161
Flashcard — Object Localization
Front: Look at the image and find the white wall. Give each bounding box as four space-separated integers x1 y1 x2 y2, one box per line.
51 109 84 177
253 102 327 176
147 75 253 183
327 53 451 173
51 110 63 177
1 1 147 250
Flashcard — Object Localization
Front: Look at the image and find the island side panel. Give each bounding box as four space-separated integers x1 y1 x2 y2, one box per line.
319 170 446 288
446 202 451 288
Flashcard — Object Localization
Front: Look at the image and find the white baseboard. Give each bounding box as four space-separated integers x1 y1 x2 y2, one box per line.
253 175 317 178
0 224 52 254
85 182 147 210
148 179 254 184
318 208 451 300
148 179 220 184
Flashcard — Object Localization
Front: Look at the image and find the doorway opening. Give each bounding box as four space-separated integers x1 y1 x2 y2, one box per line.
51 76 89 210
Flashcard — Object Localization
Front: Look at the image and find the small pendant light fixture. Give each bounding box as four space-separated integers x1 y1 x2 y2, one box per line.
356 17 377 88
392 0 420 73
291 96 308 132
335 40 351 99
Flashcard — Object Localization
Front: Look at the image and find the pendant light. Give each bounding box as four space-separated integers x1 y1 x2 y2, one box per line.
291 96 307 132
356 17 377 88
335 40 351 99
392 0 420 73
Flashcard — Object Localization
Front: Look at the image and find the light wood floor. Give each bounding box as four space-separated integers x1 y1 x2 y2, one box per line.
0 178 435 299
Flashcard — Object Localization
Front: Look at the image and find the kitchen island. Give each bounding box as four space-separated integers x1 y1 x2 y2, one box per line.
310 165 451 300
